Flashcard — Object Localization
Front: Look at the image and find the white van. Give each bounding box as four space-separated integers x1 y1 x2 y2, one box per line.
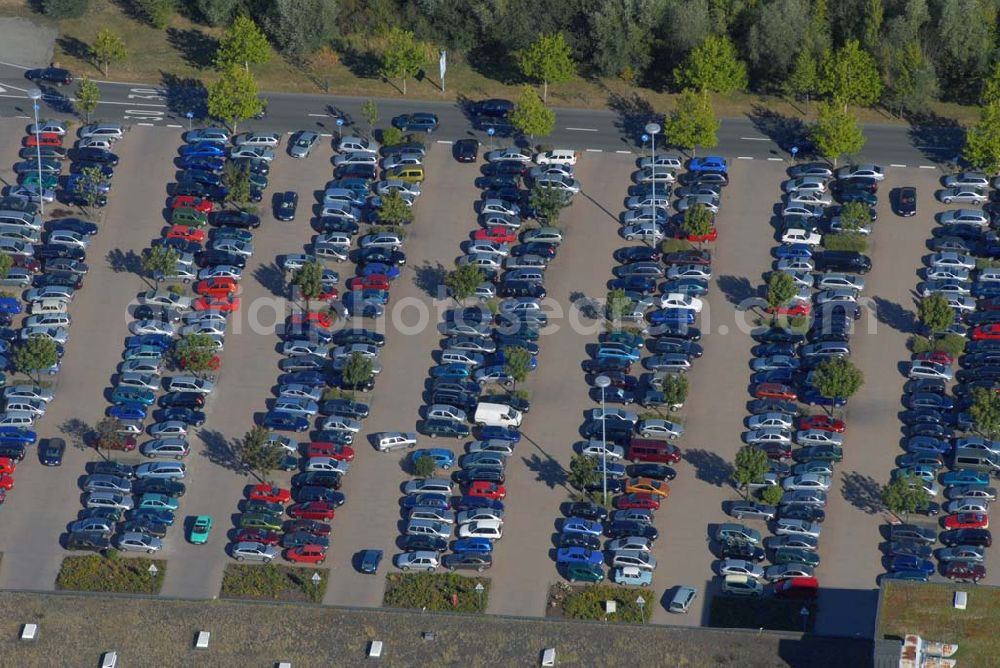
376 431 417 452
0 211 42 230
25 313 70 328
31 298 68 315
474 402 523 428
0 411 36 427
535 149 578 166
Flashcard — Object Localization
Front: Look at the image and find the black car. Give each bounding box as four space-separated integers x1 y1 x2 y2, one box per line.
356 247 406 265
483 161 529 177
558 531 601 550
392 112 439 133
120 518 169 538
473 98 514 118
38 437 65 466
605 520 659 540
159 391 205 409
400 534 448 552
73 148 119 166
894 186 917 216
717 538 766 562
211 211 260 229
683 170 729 187
283 531 330 549
482 392 530 413
336 163 377 180
318 399 369 419
274 191 298 221
0 442 25 461
26 67 72 85
779 504 826 523
292 471 342 490
315 216 360 234
59 191 108 208
651 324 702 341
89 460 134 479
813 250 872 273
332 328 386 348
497 280 546 299
44 258 88 275
158 407 206 426
567 502 609 522
28 244 80 261
452 468 505 485
431 389 477 411
835 176 879 193
940 528 992 547
615 246 661 263
295 486 346 505
65 531 110 552
181 168 222 187
47 218 98 236
132 478 186 498
454 138 480 163
511 242 557 259
648 337 703 357
34 272 83 289
584 478 626 494
627 464 676 480
443 552 492 571
196 250 246 269
154 237 201 255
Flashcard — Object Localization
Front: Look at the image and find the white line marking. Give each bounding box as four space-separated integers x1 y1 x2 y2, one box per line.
308 113 327 117
919 165 936 169
767 157 783 161
737 156 754 160
166 124 182 128
585 149 602 153
436 140 453 145
615 150 631 154
890 164 906 168
740 136 769 141
319 133 333 137
915 146 949 150
137 122 154 127
16 115 29 119
0 61 28 70
566 127 598 132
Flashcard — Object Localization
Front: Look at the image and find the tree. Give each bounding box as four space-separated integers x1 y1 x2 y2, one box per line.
361 99 379 140
132 0 175 29
568 454 599 493
673 34 748 94
682 204 714 245
73 166 108 213
882 474 930 521
786 49 819 102
663 89 719 156
413 455 437 478
0 253 11 280
43 0 89 18
606 288 631 322
509 85 556 141
983 61 1000 106
342 352 374 389
838 202 872 233
883 42 939 117
819 40 882 110
207 65 263 133
529 183 570 224
732 446 770 499
379 28 426 95
745 0 811 88
221 162 251 208
173 333 218 376
812 357 864 408
291 261 324 310
14 334 58 382
918 293 955 335
503 347 532 390
91 29 127 77
659 374 688 409
262 0 337 56
760 484 785 506
192 0 242 26
445 264 485 303
214 15 271 72
94 417 125 451
766 272 796 312
589 0 660 78
376 191 413 225
963 102 1000 174
75 76 100 124
810 101 865 166
235 426 283 481
970 386 1000 438
518 32 576 102
141 245 179 288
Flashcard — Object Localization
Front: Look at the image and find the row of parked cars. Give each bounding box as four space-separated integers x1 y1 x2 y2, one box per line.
883 173 1000 584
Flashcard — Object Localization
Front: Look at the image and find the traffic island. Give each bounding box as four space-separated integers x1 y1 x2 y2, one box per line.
220 564 327 604
56 554 165 594
547 583 651 623
383 573 490 613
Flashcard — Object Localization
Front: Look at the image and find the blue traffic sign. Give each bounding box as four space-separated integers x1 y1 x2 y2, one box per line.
336 118 344 126
641 134 649 143
790 146 799 155
486 127 495 136
185 111 193 119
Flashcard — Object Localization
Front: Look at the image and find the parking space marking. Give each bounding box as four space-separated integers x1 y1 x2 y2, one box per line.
166 124 182 128
919 165 936 169
307 113 327 117
436 140 453 144
740 136 769 141
890 164 906 167
585 148 602 152
137 122 154 126
319 133 333 137
767 157 783 161
615 150 632 154
737 156 754 160
566 127 598 131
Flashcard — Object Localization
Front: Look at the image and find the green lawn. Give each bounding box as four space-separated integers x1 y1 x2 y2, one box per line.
383 572 490 613
56 554 165 594
220 563 327 603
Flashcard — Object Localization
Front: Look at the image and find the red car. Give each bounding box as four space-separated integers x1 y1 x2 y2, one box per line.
193 295 240 313
944 512 989 530
285 544 327 564
767 302 811 317
615 493 660 510
0 458 15 475
248 483 291 504
234 528 280 545
305 442 355 461
914 350 954 366
347 275 390 291
180 354 220 371
195 277 238 298
170 195 213 213
943 560 986 582
289 312 332 329
25 132 62 148
166 225 206 242
467 481 506 500
287 501 336 520
971 324 1000 341
474 226 517 244
674 227 718 243
316 285 339 301
797 415 846 433
0 474 14 491
753 383 797 400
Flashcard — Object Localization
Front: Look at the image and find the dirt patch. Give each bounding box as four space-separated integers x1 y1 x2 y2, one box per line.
0 17 56 68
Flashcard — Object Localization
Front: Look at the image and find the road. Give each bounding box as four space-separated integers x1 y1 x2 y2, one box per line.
0 61 962 168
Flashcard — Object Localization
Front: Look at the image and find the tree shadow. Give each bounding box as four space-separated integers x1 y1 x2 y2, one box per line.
56 36 92 67
745 105 814 156
717 275 756 307
338 43 381 80
159 72 207 118
165 28 218 70
253 262 286 298
682 448 734 487
840 470 883 514
197 428 244 473
521 452 568 490
412 261 446 299
907 111 964 166
466 41 521 85
105 248 143 275
870 296 918 334
569 291 601 320
60 418 93 451
607 90 659 148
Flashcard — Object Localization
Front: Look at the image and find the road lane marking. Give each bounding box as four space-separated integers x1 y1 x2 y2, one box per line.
737 156 754 160
585 148 602 152
320 133 333 137
137 122 154 126
436 140 453 144
566 127 598 132
0 61 28 70
919 165 936 169
767 157 783 161
740 136 769 141
308 113 327 117
166 124 182 128
890 164 906 167
615 150 631 154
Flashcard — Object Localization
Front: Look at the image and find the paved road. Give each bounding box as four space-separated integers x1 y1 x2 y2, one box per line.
0 61 963 168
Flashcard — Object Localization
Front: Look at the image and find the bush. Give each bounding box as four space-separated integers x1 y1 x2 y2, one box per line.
383 573 489 613
560 585 649 623
934 333 967 356
43 0 89 18
56 554 165 594
660 238 693 253
380 126 404 146
822 233 868 252
132 0 175 28
407 132 428 146
220 564 327 603
322 387 352 401
976 258 1000 270
909 335 933 354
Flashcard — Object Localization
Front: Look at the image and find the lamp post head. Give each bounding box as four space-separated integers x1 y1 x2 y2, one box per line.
595 375 611 389
27 88 42 102
644 122 661 136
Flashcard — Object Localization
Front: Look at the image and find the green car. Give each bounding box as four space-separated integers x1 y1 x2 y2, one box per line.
239 511 282 531
602 331 644 350
139 493 180 511
794 446 844 463
171 207 208 227
565 563 604 583
20 173 59 189
249 173 268 189
189 515 212 544
771 547 821 567
111 386 156 406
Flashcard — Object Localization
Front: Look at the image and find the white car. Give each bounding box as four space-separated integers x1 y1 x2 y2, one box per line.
787 191 833 207
486 148 532 162
795 430 843 447
457 519 504 540
580 440 625 460
782 474 832 491
534 149 577 165
620 222 663 243
137 290 192 310
743 428 792 445
718 559 765 579
781 228 823 246
659 293 703 312
305 457 351 474
815 288 858 305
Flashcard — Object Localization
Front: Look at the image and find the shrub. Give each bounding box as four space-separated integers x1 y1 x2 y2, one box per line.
822 233 868 252
560 585 649 623
976 258 1000 270
56 555 165 594
383 573 489 613
43 0 89 18
132 0 176 28
220 564 327 603
380 126 404 146
909 335 932 354
660 238 693 253
934 333 967 356
407 132 428 146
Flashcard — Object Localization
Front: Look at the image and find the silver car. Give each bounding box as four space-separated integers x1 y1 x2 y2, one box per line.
288 130 319 158
83 474 132 495
675 194 720 213
937 187 987 205
774 519 822 538
232 541 278 562
395 550 440 571
140 438 190 459
609 549 657 571
117 532 162 553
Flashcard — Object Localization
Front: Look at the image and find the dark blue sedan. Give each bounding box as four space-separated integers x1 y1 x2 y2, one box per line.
774 243 813 260
476 426 520 443
647 308 696 326
889 554 935 575
452 538 493 553
262 410 309 432
108 403 147 422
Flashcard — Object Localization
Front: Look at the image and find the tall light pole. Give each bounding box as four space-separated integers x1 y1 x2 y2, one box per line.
595 374 611 506
28 88 44 219
644 122 661 218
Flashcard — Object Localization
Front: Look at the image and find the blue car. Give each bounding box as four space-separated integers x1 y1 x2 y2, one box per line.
262 410 309 432
476 426 520 443
752 369 797 385
412 448 456 469
941 470 991 487
556 547 604 565
799 390 847 408
111 387 156 406
402 493 451 510
454 496 505 512
660 279 709 296
905 436 950 456
280 371 327 387
688 156 727 173
492 349 538 369
595 461 627 478
562 517 603 536
179 156 225 172
108 403 147 421
452 538 493 554
358 262 401 280
889 555 935 575
884 570 928 582
0 427 35 444
128 508 175 525
430 363 471 380
354 288 390 305
124 334 172 351
343 293 384 318
973 283 1000 298
647 308 696 325
0 298 21 315
909 393 954 410
610 276 657 294
594 345 641 362
180 142 227 158
752 343 799 357
774 243 813 259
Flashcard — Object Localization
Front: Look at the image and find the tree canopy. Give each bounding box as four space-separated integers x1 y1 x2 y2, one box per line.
207 66 264 133
519 32 576 102
214 15 271 72
664 89 718 155
673 35 748 94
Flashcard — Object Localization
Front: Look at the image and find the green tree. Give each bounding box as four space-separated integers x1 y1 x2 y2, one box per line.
811 101 865 166
568 454 600 493
361 99 378 140
132 0 175 29
963 102 1000 174
214 15 271 72
882 474 930 521
72 165 108 213
445 264 485 303
589 0 660 78
221 162 251 208
342 352 374 389
838 201 872 233
43 0 89 18
376 191 413 225
529 183 570 224
14 334 58 382
380 126 405 147
291 261 324 310
819 40 883 110
760 484 785 506
142 245 179 288
518 32 576 102
732 446 770 499
673 34 748 94
659 374 688 409
606 288 631 322
91 28 128 77
75 76 100 124
812 357 864 409
663 89 719 156
883 42 939 117
192 0 241 26
681 204 714 246
235 426 283 481
918 293 955 334
0 253 11 280
207 65 264 133
413 455 437 478
172 333 218 376
94 417 125 451
982 60 1000 106
745 0 812 88
786 49 819 102
970 386 1000 438
766 271 796 312
379 28 426 95
502 347 532 390
509 85 556 141
262 0 337 56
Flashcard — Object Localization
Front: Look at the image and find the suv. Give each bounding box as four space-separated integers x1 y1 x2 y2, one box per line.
812 251 872 274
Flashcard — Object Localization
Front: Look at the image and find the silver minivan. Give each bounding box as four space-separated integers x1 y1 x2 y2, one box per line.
668 586 698 613
0 268 33 287
405 519 452 539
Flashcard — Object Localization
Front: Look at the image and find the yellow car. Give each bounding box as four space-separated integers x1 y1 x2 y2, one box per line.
625 477 670 498
385 165 425 183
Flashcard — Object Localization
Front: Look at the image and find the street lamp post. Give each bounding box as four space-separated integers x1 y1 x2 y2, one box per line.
28 88 44 219
800 606 809 632
595 374 611 505
644 122 661 214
